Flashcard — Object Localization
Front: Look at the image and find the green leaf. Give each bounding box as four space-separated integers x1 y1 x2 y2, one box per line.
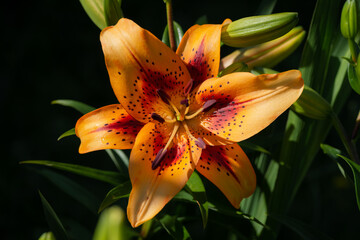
21 160 123 186
270 214 333 240
338 155 360 211
39 191 69 240
105 149 129 176
104 0 123 27
157 215 192 240
57 128 76 141
38 169 100 214
162 21 184 48
347 64 360 94
98 181 132 212
79 0 107 30
38 232 56 240
239 141 271 155
184 171 208 228
320 143 342 160
51 99 95 114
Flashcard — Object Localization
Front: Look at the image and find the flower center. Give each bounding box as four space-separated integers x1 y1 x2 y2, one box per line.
151 89 216 169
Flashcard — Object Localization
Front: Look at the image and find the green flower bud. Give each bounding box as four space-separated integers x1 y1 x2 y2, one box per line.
341 0 358 39
291 85 332 120
220 26 305 70
218 62 249 77
38 232 55 240
221 12 298 48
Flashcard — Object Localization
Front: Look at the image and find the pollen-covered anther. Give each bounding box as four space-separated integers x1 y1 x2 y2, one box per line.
151 113 165 123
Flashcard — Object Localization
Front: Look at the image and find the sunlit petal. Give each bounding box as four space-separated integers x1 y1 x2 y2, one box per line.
100 18 192 123
75 104 144 153
127 122 201 227
195 70 304 142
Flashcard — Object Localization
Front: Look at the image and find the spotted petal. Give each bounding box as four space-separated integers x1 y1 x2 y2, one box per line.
194 70 304 142
100 18 192 123
196 144 256 208
127 122 202 227
176 20 231 90
75 104 144 153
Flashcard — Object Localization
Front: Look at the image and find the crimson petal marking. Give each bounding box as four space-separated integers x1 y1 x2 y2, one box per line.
196 144 256 208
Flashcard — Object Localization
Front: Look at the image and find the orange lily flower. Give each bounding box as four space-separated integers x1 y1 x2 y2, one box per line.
75 18 304 227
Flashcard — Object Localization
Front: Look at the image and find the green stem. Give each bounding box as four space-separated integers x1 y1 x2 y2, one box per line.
331 110 360 164
138 219 153 240
348 38 357 63
165 0 176 51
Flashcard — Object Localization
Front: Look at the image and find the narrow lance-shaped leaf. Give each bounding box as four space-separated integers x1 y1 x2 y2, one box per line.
98 181 132 213
52 99 95 114
338 155 360 211
21 160 124 185
39 191 69 240
162 21 184 48
38 169 100 214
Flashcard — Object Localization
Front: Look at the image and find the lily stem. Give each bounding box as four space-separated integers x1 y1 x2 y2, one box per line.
166 0 176 51
348 38 357 64
331 110 360 164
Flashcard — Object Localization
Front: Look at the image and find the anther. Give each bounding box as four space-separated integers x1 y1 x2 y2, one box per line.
157 89 170 104
152 148 167 170
195 137 206 149
202 99 217 112
151 113 165 123
184 79 194 95
180 99 189 107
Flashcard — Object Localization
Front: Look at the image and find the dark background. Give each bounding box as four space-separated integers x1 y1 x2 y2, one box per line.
2 0 360 239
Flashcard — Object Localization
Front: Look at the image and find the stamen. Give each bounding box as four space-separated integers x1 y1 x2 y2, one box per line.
156 89 170 104
202 99 217 112
180 99 189 107
157 88 181 119
184 79 194 95
151 113 165 123
151 123 180 170
195 137 206 149
182 121 206 150
185 99 217 120
152 148 167 170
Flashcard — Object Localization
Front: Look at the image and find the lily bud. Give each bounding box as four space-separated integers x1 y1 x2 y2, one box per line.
291 85 332 120
341 0 358 39
218 62 249 77
221 12 298 48
220 26 305 70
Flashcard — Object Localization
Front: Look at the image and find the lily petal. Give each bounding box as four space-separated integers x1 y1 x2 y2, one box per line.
75 104 144 153
176 20 231 89
195 70 304 142
100 18 192 123
127 122 202 227
196 143 256 208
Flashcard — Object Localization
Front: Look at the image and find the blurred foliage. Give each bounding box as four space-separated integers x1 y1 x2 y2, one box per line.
2 0 360 239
